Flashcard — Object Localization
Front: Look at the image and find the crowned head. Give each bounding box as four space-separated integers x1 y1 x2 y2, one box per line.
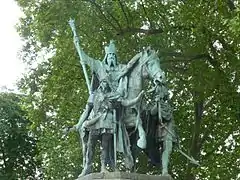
104 40 117 68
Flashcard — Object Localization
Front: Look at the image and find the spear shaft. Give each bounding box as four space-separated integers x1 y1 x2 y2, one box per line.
69 18 91 94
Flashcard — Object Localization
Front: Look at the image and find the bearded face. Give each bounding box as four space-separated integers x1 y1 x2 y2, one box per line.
106 53 117 69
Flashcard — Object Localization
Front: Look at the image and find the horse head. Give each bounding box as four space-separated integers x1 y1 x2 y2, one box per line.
141 48 166 85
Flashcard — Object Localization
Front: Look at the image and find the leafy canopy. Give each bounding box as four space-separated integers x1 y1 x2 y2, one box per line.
0 92 39 179
15 0 240 179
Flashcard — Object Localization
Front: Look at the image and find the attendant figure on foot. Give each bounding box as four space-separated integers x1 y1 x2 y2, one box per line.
80 80 144 176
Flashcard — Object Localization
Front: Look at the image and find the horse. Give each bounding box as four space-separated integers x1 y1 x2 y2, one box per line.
123 48 176 175
118 48 165 171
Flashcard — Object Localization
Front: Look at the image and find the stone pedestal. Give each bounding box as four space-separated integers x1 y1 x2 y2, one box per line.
77 172 173 180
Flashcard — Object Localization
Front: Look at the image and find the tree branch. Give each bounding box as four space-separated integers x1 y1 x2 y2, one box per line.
116 24 193 36
88 0 121 31
160 53 210 63
226 0 236 11
122 1 134 25
185 93 204 180
140 0 155 28
191 97 204 157
117 0 130 27
116 27 163 36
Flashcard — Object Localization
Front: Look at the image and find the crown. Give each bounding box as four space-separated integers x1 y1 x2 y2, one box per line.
105 40 116 54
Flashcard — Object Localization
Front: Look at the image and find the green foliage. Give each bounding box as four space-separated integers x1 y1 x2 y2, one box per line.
0 92 39 179
15 0 240 179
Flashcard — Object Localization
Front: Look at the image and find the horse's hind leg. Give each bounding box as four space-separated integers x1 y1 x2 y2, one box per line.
128 129 138 172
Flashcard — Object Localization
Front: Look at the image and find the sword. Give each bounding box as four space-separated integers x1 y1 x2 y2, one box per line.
177 148 200 166
69 18 91 94
113 109 117 169
160 123 200 166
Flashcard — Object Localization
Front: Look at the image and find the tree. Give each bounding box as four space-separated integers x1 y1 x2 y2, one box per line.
15 0 240 179
0 92 39 179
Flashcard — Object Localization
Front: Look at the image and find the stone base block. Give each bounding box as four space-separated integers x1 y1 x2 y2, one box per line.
77 172 173 180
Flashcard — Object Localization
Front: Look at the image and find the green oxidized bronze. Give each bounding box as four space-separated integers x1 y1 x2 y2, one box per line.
66 19 199 178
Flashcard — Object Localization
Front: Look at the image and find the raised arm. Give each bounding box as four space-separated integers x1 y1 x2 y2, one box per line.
69 18 101 92
79 48 102 72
